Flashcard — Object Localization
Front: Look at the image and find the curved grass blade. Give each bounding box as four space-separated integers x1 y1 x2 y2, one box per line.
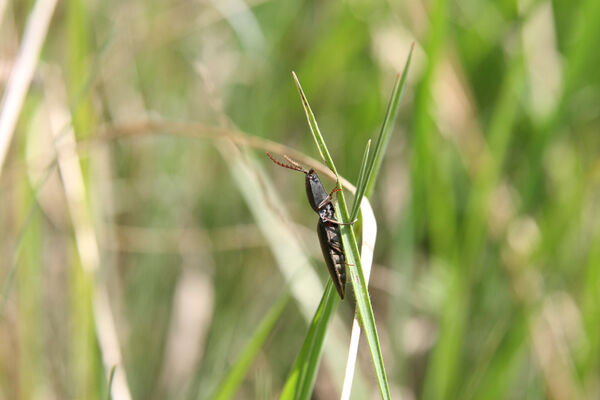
213 292 290 400
340 195 378 400
335 190 390 400
364 43 414 198
292 71 391 399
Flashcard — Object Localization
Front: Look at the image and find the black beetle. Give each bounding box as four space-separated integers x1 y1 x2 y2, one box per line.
266 152 351 299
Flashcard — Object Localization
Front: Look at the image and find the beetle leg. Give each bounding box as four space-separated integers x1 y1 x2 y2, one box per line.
317 187 342 209
321 216 358 225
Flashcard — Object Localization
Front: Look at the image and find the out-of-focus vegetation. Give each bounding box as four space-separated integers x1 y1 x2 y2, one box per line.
1 0 600 399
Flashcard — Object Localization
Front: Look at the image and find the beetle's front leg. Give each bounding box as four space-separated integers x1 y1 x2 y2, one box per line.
316 187 342 210
321 216 358 225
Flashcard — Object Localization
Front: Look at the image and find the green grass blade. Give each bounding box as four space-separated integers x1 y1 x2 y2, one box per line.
292 71 339 176
365 43 414 198
349 139 371 221
213 292 290 400
292 72 391 399
280 283 338 400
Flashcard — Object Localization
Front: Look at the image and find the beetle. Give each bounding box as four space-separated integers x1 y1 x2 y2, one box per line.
266 152 352 299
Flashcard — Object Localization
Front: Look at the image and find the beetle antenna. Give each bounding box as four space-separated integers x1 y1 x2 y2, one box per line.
266 152 309 174
282 155 308 172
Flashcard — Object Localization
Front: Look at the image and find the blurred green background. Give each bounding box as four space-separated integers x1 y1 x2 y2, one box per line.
1 0 600 399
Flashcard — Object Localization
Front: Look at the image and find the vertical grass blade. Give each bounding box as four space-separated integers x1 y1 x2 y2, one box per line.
292 72 338 175
349 139 371 221
364 43 414 198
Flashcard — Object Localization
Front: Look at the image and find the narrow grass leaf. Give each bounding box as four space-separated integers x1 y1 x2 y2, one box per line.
213 292 290 400
280 283 338 400
292 73 391 399
365 43 414 198
350 139 371 221
292 71 338 175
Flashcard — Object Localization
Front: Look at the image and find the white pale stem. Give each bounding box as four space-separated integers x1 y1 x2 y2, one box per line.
44 73 132 400
0 0 57 174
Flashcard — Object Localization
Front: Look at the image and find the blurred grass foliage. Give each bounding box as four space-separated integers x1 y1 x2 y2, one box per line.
1 0 600 399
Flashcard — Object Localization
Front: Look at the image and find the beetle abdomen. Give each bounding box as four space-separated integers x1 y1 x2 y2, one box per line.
317 219 346 299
